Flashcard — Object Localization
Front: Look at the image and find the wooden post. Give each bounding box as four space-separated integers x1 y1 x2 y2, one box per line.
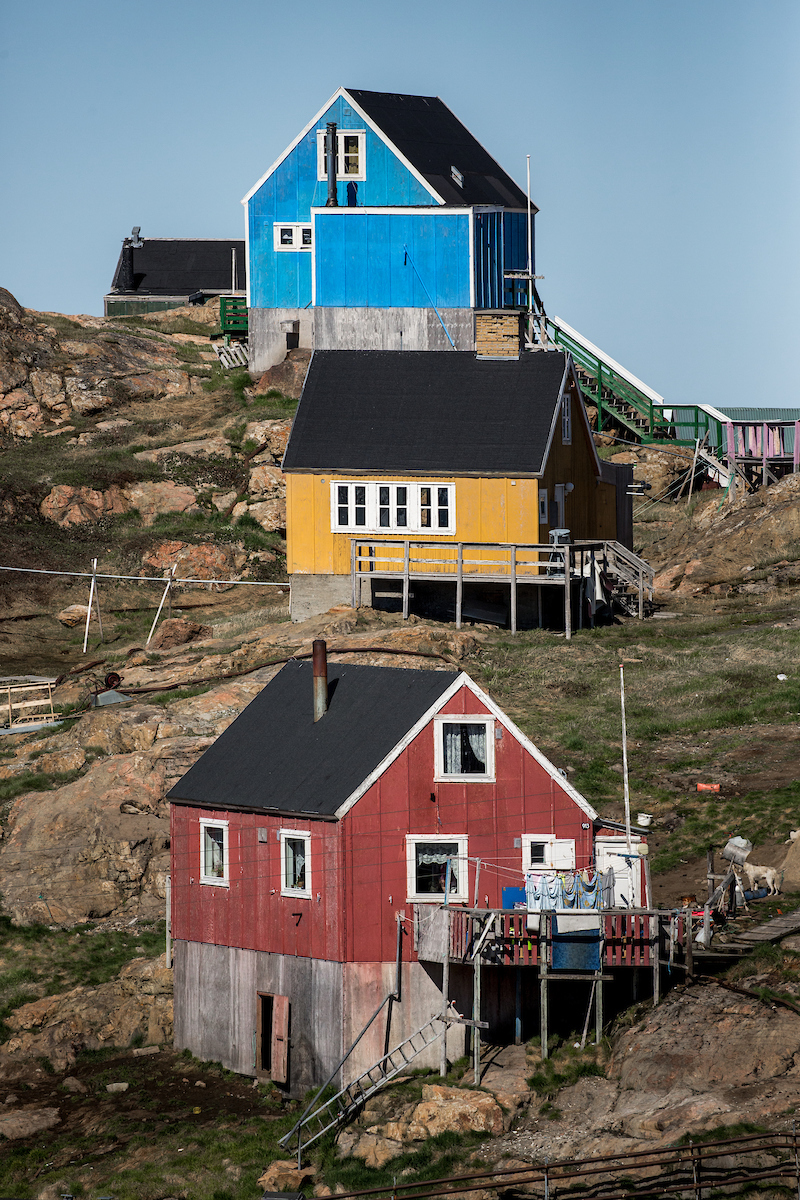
686 436 700 505
706 848 714 901
794 422 800 474
147 563 176 646
351 540 357 608
685 908 694 979
165 873 172 968
510 546 517 634
762 422 769 489
82 557 101 654
564 547 572 641
651 914 660 1005
638 567 644 620
539 912 549 1058
440 907 451 1077
456 543 463 630
402 541 410 620
727 421 736 501
473 926 482 1086
515 966 522 1045
537 584 543 629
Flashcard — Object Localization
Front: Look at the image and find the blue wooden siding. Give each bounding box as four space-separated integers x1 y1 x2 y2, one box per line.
248 96 434 310
314 212 470 308
473 211 533 310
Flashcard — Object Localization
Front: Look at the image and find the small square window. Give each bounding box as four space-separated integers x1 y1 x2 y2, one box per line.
435 715 495 781
280 227 294 245
273 223 313 252
522 836 576 871
406 834 468 903
280 829 311 898
200 820 229 886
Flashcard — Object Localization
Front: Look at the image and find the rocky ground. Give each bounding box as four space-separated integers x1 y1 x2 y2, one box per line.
2 289 800 1196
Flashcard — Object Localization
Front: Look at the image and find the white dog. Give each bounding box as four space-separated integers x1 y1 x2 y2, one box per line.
736 861 782 896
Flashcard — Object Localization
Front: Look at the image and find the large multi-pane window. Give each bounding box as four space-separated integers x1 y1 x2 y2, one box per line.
316 130 366 181
331 481 455 534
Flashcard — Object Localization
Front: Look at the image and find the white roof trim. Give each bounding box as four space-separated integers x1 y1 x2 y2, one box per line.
242 86 446 209
333 671 598 822
311 206 471 216
241 87 347 206
538 356 571 474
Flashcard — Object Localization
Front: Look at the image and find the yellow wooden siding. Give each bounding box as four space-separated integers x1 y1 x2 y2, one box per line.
287 475 541 577
539 386 607 540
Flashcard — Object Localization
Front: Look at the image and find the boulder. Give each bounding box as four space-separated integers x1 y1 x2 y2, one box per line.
248 463 284 500
243 417 292 461
133 435 232 463
150 617 212 651
122 481 199 526
780 839 800 890
56 603 90 628
0 1106 61 1140
247 498 285 532
405 1085 504 1140
1 954 173 1071
349 1132 404 1168
211 490 238 512
257 1160 316 1193
41 484 130 526
141 541 247 586
252 349 312 400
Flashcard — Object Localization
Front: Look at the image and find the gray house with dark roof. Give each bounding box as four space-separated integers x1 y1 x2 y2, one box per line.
242 87 539 371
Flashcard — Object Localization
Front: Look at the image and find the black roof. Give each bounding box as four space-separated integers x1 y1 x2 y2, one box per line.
282 350 569 476
347 90 533 209
167 660 457 817
110 238 246 296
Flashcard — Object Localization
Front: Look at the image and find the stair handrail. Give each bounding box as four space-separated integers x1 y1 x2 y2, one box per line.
279 991 394 1153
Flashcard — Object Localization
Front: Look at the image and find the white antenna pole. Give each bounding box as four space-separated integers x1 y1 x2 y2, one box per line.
620 664 632 853
526 155 533 331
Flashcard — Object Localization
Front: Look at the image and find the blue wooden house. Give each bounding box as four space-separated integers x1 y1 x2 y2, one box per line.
242 88 536 371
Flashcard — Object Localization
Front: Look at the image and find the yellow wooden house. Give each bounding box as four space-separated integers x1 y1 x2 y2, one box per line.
282 349 638 630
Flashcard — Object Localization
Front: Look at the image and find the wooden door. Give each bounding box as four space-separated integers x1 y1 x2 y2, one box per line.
271 994 290 1085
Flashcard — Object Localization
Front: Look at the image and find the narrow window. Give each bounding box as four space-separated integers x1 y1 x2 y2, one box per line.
529 841 547 867
200 820 228 885
337 484 349 527
280 830 311 897
420 487 432 528
539 490 549 525
342 134 360 175
437 486 450 529
562 394 572 445
395 485 407 528
301 226 312 247
280 227 294 246
354 484 366 527
379 485 390 528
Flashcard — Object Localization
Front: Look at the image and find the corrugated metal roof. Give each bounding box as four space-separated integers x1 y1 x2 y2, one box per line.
720 408 800 422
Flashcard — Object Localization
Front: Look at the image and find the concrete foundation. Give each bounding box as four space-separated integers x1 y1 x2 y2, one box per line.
314 307 475 352
249 307 314 374
173 941 467 1097
289 573 355 622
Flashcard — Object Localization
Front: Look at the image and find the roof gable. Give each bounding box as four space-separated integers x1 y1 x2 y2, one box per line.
167 661 457 818
333 672 598 822
282 350 570 476
242 87 532 211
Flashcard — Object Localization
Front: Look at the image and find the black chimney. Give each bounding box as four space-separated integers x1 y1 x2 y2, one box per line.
312 639 328 721
325 122 338 207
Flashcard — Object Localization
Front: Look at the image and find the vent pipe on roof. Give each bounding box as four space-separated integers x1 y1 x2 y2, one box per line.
326 122 338 207
312 639 328 721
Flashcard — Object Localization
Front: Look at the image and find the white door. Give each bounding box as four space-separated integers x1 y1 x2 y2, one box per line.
595 838 642 908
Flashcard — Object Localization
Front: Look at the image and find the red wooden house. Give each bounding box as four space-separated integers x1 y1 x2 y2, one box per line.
168 644 647 1097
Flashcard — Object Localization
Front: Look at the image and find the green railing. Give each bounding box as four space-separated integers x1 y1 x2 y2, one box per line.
546 319 724 453
220 296 248 337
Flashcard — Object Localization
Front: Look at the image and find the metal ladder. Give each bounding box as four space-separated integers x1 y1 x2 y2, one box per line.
280 1015 445 1157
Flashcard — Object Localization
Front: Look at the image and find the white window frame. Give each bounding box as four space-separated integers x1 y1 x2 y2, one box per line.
434 714 496 782
538 489 549 524
200 818 229 887
523 835 576 871
273 223 313 252
316 129 366 182
330 481 456 536
406 833 469 903
562 394 572 445
280 828 312 899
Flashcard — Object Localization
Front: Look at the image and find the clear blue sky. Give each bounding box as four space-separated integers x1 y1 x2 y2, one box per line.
1 0 798 411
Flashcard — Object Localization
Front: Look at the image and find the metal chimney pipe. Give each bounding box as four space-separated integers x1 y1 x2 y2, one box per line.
325 122 338 207
312 639 328 721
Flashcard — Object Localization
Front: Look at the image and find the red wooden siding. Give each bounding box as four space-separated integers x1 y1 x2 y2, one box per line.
171 683 596 965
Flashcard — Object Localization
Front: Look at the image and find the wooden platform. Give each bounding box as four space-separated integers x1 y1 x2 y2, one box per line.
735 906 800 944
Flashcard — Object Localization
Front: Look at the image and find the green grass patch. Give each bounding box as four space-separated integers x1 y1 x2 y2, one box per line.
148 684 212 706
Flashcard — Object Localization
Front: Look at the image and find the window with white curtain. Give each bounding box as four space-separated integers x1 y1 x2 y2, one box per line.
280 829 311 898
200 819 229 886
406 834 468 901
331 481 455 534
434 715 495 781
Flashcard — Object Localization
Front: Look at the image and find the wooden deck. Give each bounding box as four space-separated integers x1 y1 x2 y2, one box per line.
734 906 800 945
